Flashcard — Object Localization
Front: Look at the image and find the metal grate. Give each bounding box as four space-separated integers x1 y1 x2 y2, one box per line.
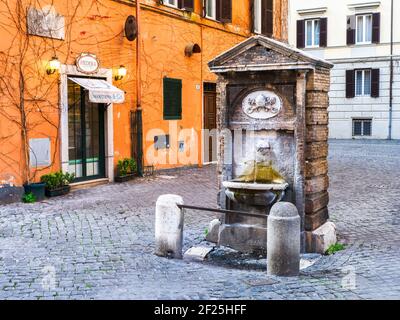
143 165 154 177
352 119 372 137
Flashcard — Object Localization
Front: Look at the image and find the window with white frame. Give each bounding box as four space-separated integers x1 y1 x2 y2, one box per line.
205 0 216 19
356 14 372 44
253 0 262 34
355 69 371 96
353 119 372 137
164 0 178 8
305 19 320 47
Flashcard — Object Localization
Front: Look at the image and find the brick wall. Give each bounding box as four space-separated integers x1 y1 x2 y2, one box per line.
304 68 331 232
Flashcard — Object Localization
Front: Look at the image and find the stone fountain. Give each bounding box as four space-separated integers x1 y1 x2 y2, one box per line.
208 36 337 254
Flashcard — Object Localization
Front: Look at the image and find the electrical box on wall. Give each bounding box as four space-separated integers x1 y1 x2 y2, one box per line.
29 138 51 167
178 141 185 152
154 135 170 150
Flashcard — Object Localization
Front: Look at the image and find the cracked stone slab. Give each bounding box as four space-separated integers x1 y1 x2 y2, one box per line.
184 246 214 262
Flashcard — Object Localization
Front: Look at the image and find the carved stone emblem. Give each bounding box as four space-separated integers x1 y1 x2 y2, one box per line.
242 90 282 119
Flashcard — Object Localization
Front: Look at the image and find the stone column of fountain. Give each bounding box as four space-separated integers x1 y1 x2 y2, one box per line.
208 35 337 254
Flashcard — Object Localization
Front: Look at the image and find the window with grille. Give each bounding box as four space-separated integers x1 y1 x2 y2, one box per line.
353 119 372 137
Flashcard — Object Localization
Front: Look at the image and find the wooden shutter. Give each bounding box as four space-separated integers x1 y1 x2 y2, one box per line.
250 0 255 33
179 0 194 12
371 69 380 98
296 20 305 48
346 70 355 98
319 18 328 47
261 0 273 37
217 0 232 23
346 15 355 45
372 13 380 43
163 78 182 120
202 0 207 17
178 0 194 11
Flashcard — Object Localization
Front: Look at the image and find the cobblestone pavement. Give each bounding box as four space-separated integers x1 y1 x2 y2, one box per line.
0 140 399 300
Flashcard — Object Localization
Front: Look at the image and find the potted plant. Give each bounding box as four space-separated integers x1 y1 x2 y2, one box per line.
23 182 46 202
40 171 75 198
115 158 137 183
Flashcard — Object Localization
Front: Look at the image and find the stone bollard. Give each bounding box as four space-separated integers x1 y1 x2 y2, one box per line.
267 202 300 277
155 194 184 259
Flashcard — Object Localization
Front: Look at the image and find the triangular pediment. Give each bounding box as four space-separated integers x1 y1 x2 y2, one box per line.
208 35 333 73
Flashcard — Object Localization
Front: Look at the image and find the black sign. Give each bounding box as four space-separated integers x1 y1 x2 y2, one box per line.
125 15 137 42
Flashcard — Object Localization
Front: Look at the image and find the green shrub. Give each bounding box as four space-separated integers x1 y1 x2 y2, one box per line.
117 158 137 177
325 243 346 255
22 192 36 203
40 171 75 190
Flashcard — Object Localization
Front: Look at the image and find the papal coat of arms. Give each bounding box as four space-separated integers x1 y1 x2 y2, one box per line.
242 90 282 119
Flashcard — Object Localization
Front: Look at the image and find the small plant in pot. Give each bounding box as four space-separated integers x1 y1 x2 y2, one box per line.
40 171 75 198
23 183 46 202
115 158 137 183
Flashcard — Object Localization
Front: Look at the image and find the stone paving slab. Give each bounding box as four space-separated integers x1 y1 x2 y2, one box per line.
0 140 399 300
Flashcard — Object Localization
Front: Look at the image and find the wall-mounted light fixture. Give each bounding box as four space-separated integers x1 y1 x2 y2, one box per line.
46 56 61 75
115 65 127 81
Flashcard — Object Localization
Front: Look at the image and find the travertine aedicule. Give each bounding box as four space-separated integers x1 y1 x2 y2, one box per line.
208 35 336 254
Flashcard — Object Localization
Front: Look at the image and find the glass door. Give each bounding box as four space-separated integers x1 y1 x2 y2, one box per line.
68 79 106 182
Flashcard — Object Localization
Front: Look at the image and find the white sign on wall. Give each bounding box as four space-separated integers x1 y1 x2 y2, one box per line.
76 53 100 74
27 5 65 40
29 138 51 167
242 90 283 120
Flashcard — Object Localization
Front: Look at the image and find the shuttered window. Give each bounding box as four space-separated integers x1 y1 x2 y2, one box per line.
163 78 182 120
204 0 232 23
347 13 380 45
346 69 379 98
297 17 327 48
252 0 273 36
305 19 320 47
356 14 372 44
355 69 371 96
217 0 232 23
205 0 217 19
164 0 194 11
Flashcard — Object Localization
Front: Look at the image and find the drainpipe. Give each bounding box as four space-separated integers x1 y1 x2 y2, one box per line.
389 0 394 140
136 0 144 175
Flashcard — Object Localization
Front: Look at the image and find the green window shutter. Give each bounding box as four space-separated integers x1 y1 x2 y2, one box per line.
163 77 182 120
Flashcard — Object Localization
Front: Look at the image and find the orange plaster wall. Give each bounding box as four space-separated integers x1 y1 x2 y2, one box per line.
0 0 288 186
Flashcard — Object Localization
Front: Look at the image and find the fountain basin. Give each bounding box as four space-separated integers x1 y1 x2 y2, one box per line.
223 180 289 207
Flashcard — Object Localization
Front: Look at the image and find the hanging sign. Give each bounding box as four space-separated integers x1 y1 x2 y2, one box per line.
76 53 100 74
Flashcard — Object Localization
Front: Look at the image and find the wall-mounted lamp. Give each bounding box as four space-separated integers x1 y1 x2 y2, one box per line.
115 65 127 81
46 56 61 75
